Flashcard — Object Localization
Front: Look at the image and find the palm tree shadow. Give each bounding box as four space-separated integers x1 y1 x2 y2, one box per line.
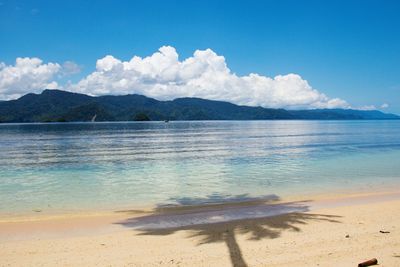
116 194 341 267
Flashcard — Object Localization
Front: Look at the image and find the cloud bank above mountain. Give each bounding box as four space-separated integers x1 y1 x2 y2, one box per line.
0 46 352 109
0 57 60 100
69 46 350 109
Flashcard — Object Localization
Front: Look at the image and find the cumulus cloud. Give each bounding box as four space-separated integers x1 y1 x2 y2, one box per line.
0 57 60 100
68 46 350 109
359 105 377 111
381 103 389 109
0 47 356 109
359 103 390 111
61 61 81 76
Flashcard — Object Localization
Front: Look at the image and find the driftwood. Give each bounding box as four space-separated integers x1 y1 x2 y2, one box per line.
358 258 378 267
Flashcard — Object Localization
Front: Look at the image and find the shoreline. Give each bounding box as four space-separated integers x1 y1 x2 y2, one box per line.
1 183 399 223
1 188 399 237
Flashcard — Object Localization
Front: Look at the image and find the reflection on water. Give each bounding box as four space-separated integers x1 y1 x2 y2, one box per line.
0 120 399 214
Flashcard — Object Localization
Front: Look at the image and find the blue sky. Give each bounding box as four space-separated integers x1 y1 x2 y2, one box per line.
0 0 399 113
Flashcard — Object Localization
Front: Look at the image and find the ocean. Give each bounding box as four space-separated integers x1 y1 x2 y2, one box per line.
0 120 399 216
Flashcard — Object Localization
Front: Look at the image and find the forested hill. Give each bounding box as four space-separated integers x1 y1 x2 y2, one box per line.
0 89 398 122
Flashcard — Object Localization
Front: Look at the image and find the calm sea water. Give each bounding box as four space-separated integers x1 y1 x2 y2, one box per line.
0 121 399 215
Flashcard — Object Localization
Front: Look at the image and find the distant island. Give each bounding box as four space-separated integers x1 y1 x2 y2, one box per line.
0 89 398 123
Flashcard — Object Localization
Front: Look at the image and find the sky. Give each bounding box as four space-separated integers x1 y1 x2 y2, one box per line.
0 0 399 112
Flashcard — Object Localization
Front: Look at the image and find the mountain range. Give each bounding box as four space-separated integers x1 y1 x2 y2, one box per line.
0 89 398 122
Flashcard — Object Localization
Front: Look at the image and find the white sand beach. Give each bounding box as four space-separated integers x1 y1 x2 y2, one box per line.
1 190 399 267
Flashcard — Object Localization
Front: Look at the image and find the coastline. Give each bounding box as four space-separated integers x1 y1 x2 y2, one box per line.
1 188 400 266
1 181 399 223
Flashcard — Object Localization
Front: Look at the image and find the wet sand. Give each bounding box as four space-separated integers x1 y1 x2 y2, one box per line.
1 190 400 266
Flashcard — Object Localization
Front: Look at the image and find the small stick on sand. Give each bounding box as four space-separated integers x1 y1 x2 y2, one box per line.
358 258 378 267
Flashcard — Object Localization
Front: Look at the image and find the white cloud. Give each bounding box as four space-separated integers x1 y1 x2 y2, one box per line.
381 103 389 109
0 57 60 100
358 105 377 111
1 47 353 109
358 103 389 111
68 46 350 109
61 61 81 76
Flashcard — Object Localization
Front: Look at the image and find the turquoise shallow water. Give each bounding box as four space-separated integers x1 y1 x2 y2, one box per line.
0 120 399 215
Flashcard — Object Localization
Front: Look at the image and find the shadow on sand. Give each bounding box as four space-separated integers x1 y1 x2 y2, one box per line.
116 194 341 267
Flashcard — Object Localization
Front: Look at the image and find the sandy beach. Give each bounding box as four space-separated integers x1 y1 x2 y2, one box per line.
1 190 399 267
